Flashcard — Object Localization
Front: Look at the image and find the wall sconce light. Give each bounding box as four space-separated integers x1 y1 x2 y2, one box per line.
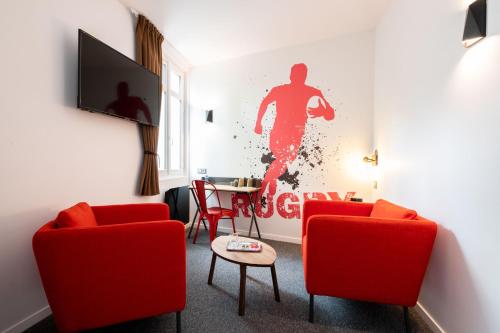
463 0 487 48
363 149 378 166
206 110 213 123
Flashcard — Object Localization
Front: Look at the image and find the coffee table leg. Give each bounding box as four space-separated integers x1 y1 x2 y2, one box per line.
270 264 280 302
208 253 217 285
239 264 247 316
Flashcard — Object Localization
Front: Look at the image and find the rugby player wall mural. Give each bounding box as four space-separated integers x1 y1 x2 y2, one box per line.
189 32 375 239
232 63 355 221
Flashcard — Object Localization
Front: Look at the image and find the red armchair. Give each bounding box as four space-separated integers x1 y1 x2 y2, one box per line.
33 203 186 333
302 199 437 330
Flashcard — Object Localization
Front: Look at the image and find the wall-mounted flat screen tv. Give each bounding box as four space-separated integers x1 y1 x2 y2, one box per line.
78 29 160 126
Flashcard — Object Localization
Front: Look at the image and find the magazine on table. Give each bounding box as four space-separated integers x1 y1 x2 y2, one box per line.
226 239 262 252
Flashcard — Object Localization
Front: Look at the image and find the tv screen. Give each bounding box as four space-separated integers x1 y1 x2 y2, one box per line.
78 29 160 126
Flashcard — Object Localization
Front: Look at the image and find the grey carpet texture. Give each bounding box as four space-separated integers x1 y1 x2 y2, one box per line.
26 231 433 333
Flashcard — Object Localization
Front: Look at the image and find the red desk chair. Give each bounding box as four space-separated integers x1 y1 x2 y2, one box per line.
192 180 236 243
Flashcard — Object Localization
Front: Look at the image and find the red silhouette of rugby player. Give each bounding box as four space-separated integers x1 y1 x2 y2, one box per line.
254 63 335 196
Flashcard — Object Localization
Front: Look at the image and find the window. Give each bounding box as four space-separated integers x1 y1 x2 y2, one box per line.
158 60 186 176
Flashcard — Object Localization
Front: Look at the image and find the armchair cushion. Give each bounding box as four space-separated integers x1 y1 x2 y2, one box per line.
302 200 373 237
56 202 97 228
370 199 417 220
92 203 169 225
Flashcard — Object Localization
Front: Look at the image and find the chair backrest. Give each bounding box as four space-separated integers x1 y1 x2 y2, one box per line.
192 180 222 214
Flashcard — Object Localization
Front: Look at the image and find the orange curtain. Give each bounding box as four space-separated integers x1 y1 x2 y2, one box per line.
136 15 164 196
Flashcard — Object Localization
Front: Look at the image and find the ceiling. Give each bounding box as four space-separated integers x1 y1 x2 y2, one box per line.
120 0 392 66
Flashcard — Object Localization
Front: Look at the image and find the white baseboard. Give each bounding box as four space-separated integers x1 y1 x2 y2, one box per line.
185 219 301 244
217 226 302 244
416 302 446 333
1 306 51 333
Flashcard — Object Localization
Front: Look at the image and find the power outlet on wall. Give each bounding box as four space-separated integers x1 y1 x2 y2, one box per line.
197 168 207 174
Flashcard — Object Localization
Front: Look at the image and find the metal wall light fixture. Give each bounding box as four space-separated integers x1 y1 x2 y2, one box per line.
206 110 213 123
363 150 378 166
463 0 487 48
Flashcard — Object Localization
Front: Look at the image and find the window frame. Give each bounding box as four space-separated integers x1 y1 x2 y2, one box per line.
158 58 188 179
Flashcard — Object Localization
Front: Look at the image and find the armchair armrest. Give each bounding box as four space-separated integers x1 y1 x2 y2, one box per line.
304 215 437 306
33 220 185 332
92 203 170 225
302 200 373 237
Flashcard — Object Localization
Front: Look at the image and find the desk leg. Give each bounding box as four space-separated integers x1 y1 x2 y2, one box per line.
248 214 254 238
187 211 197 239
246 192 261 239
239 264 247 316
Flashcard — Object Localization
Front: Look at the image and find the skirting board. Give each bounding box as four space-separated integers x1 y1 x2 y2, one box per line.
218 226 302 244
1 306 51 333
187 223 302 244
415 302 446 333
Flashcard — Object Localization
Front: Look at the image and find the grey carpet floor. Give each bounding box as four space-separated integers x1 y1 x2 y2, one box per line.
26 231 433 333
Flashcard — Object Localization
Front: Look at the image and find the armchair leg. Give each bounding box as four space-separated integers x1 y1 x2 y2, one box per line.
403 306 409 333
176 311 181 333
309 294 314 323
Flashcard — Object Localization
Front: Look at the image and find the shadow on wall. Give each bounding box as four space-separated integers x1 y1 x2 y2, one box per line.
54 13 139 110
50 18 78 108
422 226 489 332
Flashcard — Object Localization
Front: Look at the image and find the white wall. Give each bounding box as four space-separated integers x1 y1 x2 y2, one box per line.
0 1 164 331
374 0 500 332
189 31 375 242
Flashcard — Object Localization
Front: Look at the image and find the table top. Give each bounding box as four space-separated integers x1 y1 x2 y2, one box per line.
211 236 277 267
190 184 261 193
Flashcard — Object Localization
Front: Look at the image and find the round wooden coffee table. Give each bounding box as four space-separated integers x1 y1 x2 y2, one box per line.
208 235 280 316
